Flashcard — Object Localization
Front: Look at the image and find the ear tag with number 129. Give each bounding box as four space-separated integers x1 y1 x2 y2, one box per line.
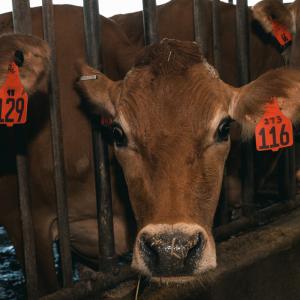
255 98 293 152
0 62 28 127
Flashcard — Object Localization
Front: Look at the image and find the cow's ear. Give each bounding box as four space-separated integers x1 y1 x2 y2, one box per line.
252 0 292 34
76 62 120 118
0 33 50 95
230 68 300 138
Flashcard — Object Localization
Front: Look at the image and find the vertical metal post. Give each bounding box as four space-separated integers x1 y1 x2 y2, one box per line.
212 0 221 72
236 0 249 86
83 0 115 271
284 10 300 202
11 1 38 299
12 0 32 33
142 0 159 45
288 147 296 201
236 0 255 215
42 0 73 287
278 150 290 200
193 0 209 58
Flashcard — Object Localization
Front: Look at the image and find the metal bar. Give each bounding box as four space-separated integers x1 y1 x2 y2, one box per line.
12 0 32 33
142 0 159 45
236 0 255 216
212 0 221 72
285 16 300 202
42 0 73 287
40 265 136 300
218 170 230 225
193 0 209 58
236 0 249 86
214 197 300 241
212 0 229 224
288 146 296 200
278 149 290 201
11 1 38 299
83 0 115 271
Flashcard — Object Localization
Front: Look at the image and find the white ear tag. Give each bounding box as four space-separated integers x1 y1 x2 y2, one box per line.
79 75 97 81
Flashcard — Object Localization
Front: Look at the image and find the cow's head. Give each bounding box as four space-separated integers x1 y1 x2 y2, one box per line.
253 0 294 36
252 0 300 65
0 33 50 94
77 39 300 280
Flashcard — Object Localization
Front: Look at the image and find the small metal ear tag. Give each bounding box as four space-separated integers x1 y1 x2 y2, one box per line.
80 75 97 81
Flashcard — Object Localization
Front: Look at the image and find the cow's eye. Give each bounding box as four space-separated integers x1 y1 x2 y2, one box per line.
112 123 127 147
216 117 233 142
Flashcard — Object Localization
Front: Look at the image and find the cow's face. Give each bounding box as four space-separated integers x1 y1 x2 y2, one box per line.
77 39 300 280
112 63 233 278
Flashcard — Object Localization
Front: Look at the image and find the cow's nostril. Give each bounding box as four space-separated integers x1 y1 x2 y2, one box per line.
140 235 159 267
185 233 205 267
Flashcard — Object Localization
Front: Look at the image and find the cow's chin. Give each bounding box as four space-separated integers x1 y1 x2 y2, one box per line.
132 262 217 284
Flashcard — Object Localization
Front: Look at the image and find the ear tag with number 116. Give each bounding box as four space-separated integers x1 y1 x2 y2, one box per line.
0 62 28 127
255 98 293 152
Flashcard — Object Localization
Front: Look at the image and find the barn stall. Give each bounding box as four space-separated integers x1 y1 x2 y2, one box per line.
1 0 300 299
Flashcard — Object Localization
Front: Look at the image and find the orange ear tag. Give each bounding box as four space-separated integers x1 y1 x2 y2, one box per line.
271 21 292 47
0 62 28 127
255 98 293 152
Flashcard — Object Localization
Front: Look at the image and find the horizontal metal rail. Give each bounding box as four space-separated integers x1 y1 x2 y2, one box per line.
40 266 136 300
214 197 300 241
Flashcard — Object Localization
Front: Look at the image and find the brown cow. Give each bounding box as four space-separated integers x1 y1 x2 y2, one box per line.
0 5 140 295
77 39 300 279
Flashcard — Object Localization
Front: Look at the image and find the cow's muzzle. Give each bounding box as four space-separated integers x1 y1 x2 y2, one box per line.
132 223 216 277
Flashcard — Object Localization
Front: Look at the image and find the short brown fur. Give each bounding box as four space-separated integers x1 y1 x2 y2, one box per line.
134 39 203 76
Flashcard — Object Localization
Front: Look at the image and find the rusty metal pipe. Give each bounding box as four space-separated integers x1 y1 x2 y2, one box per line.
142 0 159 45
42 0 73 287
193 0 209 58
83 0 115 271
11 0 38 299
212 0 221 72
236 0 255 216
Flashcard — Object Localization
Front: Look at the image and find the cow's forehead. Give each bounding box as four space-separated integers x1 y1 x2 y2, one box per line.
120 65 228 120
116 64 230 145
